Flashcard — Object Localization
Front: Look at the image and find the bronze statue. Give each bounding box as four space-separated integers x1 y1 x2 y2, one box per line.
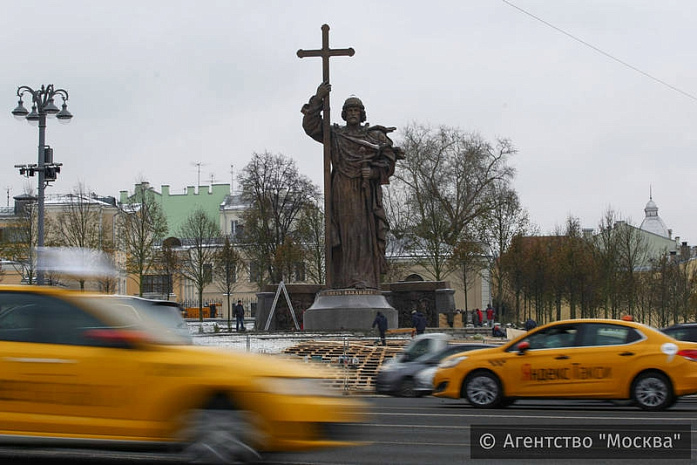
302 82 403 289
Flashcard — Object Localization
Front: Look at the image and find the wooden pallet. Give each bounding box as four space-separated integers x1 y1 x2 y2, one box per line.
283 340 406 392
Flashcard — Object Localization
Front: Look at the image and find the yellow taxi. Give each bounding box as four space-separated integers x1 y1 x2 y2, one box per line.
0 286 367 463
433 318 697 410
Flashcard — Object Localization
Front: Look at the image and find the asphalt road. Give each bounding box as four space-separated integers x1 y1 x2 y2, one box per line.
3 395 697 465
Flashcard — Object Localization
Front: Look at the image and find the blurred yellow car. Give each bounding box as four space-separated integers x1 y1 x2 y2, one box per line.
0 285 367 462
433 318 697 410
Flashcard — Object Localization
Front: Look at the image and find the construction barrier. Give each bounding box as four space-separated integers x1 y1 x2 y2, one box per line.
184 305 217 319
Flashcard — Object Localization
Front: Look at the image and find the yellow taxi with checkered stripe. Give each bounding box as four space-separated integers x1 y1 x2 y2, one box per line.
0 286 367 463
433 318 697 410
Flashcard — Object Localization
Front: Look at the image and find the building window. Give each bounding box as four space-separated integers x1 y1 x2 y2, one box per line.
142 275 172 295
230 220 244 242
223 264 237 284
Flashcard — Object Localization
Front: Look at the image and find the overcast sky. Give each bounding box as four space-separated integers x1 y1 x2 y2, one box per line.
3 1 696 243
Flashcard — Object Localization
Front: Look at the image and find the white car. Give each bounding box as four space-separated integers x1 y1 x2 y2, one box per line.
101 295 192 343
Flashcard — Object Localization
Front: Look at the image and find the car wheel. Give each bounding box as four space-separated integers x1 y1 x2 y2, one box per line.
181 406 262 463
464 371 502 408
398 378 417 397
632 372 674 411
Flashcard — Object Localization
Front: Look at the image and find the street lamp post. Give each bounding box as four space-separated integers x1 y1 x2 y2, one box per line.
11 84 73 285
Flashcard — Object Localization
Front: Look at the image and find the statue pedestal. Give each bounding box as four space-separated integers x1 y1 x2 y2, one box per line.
303 289 397 331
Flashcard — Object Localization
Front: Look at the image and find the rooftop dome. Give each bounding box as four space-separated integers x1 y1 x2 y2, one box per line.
639 195 670 238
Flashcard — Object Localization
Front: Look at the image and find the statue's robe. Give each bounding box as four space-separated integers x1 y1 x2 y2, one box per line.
302 96 399 289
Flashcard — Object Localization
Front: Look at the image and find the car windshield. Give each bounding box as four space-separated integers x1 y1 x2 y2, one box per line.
71 295 192 345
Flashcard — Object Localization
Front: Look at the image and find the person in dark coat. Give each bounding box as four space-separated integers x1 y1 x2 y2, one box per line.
492 324 505 338
233 300 246 332
446 310 454 328
412 310 427 335
372 311 388 346
524 318 537 331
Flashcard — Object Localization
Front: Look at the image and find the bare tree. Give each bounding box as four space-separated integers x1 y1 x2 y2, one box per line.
383 179 418 283
150 237 182 300
647 253 697 326
614 219 649 317
499 233 527 323
45 183 114 290
95 252 118 293
119 182 168 296
178 208 221 322
450 235 486 312
1 198 37 284
593 209 622 319
554 217 598 320
294 200 325 285
394 123 516 281
648 254 675 327
213 236 242 331
674 256 697 323
239 151 320 286
479 182 529 321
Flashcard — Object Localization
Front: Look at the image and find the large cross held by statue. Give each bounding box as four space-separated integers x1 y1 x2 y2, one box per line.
297 24 354 289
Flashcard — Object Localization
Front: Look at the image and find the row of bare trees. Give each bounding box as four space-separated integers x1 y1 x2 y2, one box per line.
498 211 697 327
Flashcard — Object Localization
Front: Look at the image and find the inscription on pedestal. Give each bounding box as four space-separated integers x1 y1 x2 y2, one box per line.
321 289 381 297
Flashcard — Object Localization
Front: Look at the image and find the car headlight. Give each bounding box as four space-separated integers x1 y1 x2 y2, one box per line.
416 367 436 385
379 360 399 372
438 356 468 369
259 377 339 397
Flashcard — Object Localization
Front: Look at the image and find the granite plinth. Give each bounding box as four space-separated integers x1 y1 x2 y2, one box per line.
303 289 398 330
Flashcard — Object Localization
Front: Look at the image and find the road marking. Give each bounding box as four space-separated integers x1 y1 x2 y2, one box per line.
365 423 469 429
375 412 682 421
370 440 471 446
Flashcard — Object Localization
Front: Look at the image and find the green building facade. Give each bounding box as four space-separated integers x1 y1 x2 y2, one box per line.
119 182 230 236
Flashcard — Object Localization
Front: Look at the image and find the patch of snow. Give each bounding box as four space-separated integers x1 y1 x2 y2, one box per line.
187 320 372 354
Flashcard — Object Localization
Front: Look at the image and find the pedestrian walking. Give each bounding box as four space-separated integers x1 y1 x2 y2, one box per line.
372 311 388 346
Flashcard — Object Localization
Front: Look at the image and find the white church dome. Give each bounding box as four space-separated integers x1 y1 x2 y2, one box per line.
639 196 670 238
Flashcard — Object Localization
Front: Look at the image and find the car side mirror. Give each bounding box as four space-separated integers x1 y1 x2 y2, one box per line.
517 341 530 355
